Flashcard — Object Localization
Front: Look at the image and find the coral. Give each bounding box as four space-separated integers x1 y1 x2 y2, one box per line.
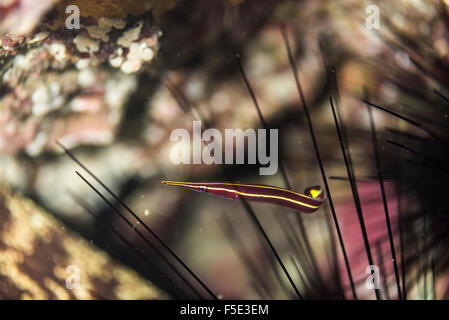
0 0 161 158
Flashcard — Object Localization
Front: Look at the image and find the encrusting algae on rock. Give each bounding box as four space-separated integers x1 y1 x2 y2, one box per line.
0 0 163 159
0 185 166 299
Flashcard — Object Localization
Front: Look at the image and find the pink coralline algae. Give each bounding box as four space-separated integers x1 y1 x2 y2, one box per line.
0 3 160 156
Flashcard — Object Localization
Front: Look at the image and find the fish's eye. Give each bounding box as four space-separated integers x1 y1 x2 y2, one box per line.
199 185 207 192
309 188 322 199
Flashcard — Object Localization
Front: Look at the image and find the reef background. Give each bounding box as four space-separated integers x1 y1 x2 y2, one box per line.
1 0 448 299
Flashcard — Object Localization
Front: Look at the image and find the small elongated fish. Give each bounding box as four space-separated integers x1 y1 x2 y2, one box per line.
161 181 326 213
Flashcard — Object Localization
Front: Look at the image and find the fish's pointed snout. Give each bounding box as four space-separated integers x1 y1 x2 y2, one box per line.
161 181 181 186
